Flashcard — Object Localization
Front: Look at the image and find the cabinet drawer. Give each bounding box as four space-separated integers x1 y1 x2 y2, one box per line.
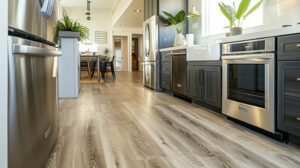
161 63 171 74
161 55 172 63
278 61 300 136
278 34 300 61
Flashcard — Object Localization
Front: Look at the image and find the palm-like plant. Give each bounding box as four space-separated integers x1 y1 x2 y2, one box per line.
53 10 90 43
163 10 198 34
219 0 263 28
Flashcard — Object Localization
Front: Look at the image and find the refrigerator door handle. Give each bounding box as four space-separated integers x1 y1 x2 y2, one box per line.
13 44 61 56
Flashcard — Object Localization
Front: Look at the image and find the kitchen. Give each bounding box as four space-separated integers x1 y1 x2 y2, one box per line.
1 0 300 168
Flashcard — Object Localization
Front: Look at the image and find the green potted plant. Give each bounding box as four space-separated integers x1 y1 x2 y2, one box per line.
53 10 90 43
219 0 263 36
163 10 198 46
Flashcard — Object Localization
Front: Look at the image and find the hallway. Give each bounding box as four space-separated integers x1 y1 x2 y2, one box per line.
46 72 300 168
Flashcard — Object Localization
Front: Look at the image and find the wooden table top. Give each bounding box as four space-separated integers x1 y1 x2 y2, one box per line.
80 54 102 57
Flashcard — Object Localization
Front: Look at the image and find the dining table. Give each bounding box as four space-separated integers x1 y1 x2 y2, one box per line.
80 54 102 82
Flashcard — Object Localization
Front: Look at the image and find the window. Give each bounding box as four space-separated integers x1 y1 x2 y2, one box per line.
202 0 263 36
95 31 108 44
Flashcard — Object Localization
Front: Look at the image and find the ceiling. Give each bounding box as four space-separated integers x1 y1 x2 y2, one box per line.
114 0 144 28
60 0 119 9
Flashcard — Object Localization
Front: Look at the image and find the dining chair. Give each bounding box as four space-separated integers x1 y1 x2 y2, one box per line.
102 56 116 79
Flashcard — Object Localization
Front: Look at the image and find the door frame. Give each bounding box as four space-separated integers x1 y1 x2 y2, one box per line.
113 37 124 71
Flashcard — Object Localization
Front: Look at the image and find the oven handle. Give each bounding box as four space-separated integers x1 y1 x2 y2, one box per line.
222 54 274 60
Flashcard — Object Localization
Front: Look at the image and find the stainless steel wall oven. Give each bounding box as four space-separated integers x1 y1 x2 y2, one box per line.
222 38 276 133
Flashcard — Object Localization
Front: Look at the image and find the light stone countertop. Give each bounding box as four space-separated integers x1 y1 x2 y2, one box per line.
218 26 300 44
159 45 188 52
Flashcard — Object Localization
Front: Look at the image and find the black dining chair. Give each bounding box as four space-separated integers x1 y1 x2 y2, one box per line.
102 56 116 79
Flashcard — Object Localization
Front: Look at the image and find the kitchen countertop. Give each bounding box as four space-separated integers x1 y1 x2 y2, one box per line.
159 45 188 52
218 26 300 43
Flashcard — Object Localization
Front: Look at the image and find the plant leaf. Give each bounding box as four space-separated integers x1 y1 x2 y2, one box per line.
236 0 251 20
167 18 177 26
162 11 178 24
218 2 233 26
175 10 186 23
243 0 263 20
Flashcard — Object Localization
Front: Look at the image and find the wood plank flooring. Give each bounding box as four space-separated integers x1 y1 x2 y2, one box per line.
46 72 300 168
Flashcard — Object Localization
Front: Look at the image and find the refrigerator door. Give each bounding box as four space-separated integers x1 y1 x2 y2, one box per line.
143 15 158 62
8 37 61 168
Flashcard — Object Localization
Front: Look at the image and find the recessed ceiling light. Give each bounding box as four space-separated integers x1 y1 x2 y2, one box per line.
134 9 142 13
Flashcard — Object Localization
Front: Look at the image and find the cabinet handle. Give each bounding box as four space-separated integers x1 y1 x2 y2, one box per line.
199 70 203 85
297 44 300 48
297 117 300 121
297 78 300 81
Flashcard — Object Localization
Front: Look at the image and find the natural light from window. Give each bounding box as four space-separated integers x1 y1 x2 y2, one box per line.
202 0 263 37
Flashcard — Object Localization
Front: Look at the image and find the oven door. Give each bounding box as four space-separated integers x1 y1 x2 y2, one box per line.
222 54 276 133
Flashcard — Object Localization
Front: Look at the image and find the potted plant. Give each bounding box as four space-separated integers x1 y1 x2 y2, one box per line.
219 0 263 36
163 10 198 46
53 11 90 43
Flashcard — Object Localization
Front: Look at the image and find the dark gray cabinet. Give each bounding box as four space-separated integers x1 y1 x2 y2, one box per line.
188 66 204 101
203 66 222 108
160 52 172 92
278 34 300 144
188 62 222 112
278 62 300 137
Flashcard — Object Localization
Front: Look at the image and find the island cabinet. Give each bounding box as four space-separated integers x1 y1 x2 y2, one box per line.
188 61 222 112
160 51 172 93
277 34 300 144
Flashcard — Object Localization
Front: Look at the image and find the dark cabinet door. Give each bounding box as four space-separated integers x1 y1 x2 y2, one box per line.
188 66 204 101
203 66 222 109
172 55 188 96
278 61 300 136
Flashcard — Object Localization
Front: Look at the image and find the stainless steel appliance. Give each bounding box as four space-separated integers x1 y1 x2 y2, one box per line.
222 38 276 133
8 1 61 168
171 49 188 97
143 15 160 90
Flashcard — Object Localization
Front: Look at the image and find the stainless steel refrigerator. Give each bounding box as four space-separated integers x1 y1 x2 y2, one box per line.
8 0 61 168
143 15 160 90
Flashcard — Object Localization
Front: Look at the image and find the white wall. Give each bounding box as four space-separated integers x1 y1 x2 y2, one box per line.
0 0 8 167
189 0 300 44
65 8 113 56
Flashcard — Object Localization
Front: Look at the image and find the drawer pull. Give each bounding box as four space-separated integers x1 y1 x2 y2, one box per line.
297 117 300 121
297 44 300 48
297 78 300 81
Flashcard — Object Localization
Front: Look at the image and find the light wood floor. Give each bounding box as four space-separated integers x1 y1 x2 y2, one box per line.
46 72 300 168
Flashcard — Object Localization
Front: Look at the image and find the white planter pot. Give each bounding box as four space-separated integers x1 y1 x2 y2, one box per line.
174 34 186 47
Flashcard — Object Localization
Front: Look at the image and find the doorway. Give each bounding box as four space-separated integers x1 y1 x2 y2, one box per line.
132 38 139 71
113 35 129 71
113 38 123 71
